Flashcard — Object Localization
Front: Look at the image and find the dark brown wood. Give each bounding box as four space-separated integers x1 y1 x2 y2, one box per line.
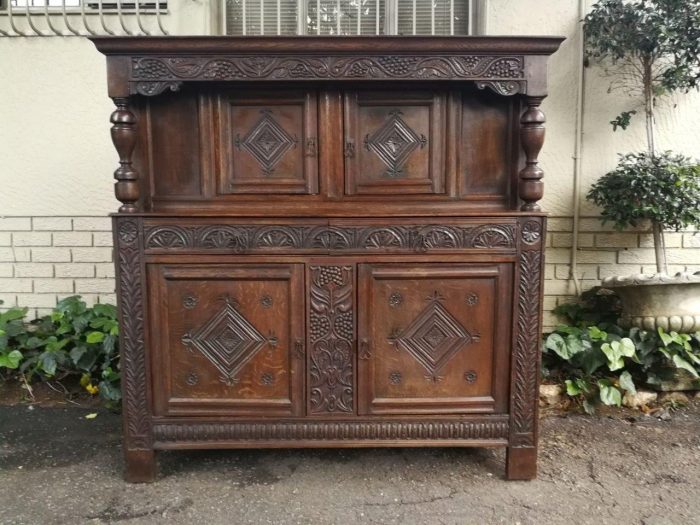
110 99 140 212
93 36 562 482
518 97 546 211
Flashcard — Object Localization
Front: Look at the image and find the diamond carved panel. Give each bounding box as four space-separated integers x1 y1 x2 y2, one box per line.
181 296 266 385
391 292 478 382
364 110 427 178
235 109 297 175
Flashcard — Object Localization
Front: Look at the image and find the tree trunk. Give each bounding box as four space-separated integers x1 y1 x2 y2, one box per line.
652 222 668 275
643 60 656 156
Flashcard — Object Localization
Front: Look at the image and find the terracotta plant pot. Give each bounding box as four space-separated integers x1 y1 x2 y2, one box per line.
602 272 700 333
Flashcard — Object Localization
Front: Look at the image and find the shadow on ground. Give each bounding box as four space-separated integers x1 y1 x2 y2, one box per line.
1 403 699 524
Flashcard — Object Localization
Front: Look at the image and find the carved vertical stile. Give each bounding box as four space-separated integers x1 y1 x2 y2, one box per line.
308 265 354 414
110 97 140 213
509 217 545 470
518 97 546 211
114 217 150 450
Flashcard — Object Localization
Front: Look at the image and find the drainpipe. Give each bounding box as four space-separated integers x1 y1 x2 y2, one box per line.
570 0 587 295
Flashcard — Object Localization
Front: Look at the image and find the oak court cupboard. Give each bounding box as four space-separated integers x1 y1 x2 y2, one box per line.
91 35 563 482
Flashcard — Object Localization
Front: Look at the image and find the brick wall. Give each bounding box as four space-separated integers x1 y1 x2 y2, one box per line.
1 216 698 330
0 217 116 318
543 218 700 330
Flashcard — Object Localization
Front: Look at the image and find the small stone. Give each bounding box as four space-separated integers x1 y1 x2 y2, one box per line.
659 392 689 405
539 384 563 406
622 389 658 409
694 391 700 400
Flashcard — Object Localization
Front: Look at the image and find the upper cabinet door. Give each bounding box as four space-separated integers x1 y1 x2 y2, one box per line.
344 90 446 195
149 263 304 417
218 90 319 194
357 263 512 415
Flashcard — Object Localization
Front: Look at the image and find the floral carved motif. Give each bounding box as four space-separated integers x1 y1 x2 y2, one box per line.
521 220 542 245
308 266 354 414
130 55 525 96
143 223 516 252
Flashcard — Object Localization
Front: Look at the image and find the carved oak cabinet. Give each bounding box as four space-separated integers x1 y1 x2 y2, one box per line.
92 36 562 482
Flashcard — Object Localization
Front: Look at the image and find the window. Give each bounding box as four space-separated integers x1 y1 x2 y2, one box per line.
3 1 166 11
225 0 482 36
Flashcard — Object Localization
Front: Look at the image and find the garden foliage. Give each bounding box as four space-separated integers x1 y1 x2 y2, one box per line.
543 289 700 413
0 296 120 406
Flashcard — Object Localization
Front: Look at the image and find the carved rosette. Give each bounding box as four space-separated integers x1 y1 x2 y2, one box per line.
510 217 546 448
114 217 150 450
308 266 354 414
129 55 525 96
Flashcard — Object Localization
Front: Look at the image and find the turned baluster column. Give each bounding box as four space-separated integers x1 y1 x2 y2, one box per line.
110 97 139 213
518 97 546 211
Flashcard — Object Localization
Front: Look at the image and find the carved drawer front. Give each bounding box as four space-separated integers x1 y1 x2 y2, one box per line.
344 90 446 195
149 264 304 417
357 263 512 415
218 90 318 194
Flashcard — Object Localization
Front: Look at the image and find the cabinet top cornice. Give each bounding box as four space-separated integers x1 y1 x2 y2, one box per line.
92 36 564 98
91 36 564 56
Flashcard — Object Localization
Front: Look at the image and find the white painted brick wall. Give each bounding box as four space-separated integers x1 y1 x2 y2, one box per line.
0 216 698 331
0 217 114 318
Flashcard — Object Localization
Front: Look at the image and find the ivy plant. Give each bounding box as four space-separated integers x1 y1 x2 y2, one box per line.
543 290 700 413
0 297 121 407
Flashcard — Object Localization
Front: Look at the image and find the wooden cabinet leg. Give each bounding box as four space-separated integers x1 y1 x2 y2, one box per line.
124 449 157 483
506 446 537 480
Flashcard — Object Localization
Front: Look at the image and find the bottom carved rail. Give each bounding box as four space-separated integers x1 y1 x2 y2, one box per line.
152 419 509 444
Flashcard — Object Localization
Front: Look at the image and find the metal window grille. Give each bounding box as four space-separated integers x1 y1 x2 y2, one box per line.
225 0 481 36
0 0 169 36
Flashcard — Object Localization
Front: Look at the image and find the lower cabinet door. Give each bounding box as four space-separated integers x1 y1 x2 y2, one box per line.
358 263 512 415
149 264 304 416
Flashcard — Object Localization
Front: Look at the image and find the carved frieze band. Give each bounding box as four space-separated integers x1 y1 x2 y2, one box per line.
152 419 509 443
130 55 525 96
115 218 150 449
308 266 354 414
143 223 516 253
510 218 545 448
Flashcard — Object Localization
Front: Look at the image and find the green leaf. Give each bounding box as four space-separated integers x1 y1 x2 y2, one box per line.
575 348 607 375
658 327 674 347
40 352 57 376
582 399 596 415
545 333 588 360
565 379 583 396
587 326 608 341
0 350 23 369
619 337 636 357
619 370 636 394
86 331 105 344
598 380 622 407
84 413 98 420
672 355 700 378
69 346 87 365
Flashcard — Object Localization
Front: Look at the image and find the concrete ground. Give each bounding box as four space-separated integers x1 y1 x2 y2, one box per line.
1 404 699 525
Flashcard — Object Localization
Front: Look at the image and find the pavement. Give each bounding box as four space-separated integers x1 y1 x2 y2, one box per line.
1 403 699 525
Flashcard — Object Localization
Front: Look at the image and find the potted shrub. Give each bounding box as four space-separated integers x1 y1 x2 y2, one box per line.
584 0 700 333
